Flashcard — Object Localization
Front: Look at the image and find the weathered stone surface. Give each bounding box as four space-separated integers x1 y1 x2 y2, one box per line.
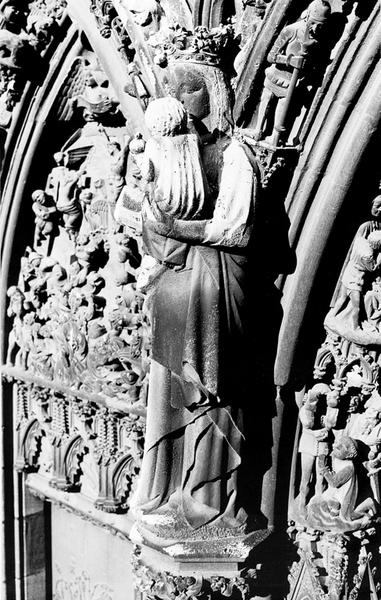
0 1 379 599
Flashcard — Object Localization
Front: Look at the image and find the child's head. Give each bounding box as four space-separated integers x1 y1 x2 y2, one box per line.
145 97 187 137
368 230 381 250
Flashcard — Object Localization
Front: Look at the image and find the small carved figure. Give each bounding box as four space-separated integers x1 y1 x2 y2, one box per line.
297 383 330 512
108 140 129 205
79 188 93 221
115 233 140 287
330 230 381 331
52 319 87 384
46 152 83 241
306 436 377 532
327 194 381 346
69 288 96 332
74 233 98 276
128 133 145 182
125 0 167 38
114 134 146 234
346 391 381 446
364 277 381 331
18 248 43 291
86 318 129 387
31 189 57 248
76 70 118 122
6 286 26 365
18 312 40 369
45 264 67 296
7 285 25 318
253 0 331 145
7 306 40 369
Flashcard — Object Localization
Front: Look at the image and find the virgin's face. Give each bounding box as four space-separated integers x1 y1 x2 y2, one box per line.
172 65 210 121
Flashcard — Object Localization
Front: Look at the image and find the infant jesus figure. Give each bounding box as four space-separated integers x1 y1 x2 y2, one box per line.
137 96 210 291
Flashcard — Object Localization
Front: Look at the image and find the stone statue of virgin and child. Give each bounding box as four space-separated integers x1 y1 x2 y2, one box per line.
130 95 264 550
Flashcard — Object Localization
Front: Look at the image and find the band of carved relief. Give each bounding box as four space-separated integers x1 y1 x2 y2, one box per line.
288 191 381 599
3 51 148 514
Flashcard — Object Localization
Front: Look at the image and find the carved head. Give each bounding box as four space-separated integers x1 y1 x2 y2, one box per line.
306 0 331 38
31 189 46 204
68 260 81 275
168 60 232 134
348 395 360 413
145 96 187 137
368 230 381 251
26 251 42 268
171 64 210 122
69 289 84 310
7 285 24 313
126 0 164 32
114 294 124 306
51 264 66 280
85 72 99 88
332 436 358 460
23 312 36 326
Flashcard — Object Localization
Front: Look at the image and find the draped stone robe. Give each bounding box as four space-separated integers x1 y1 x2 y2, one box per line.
132 138 259 531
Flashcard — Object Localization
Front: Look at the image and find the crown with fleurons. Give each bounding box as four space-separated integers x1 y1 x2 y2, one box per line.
153 22 236 68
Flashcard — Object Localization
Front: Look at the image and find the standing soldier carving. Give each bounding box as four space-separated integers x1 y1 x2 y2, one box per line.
254 0 331 145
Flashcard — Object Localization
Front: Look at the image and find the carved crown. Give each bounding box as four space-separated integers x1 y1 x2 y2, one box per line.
155 23 236 68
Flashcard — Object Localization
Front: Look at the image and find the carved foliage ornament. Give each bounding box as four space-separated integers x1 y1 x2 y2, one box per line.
131 546 258 600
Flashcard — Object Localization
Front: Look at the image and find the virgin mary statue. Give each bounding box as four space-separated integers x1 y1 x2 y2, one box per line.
131 97 261 544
